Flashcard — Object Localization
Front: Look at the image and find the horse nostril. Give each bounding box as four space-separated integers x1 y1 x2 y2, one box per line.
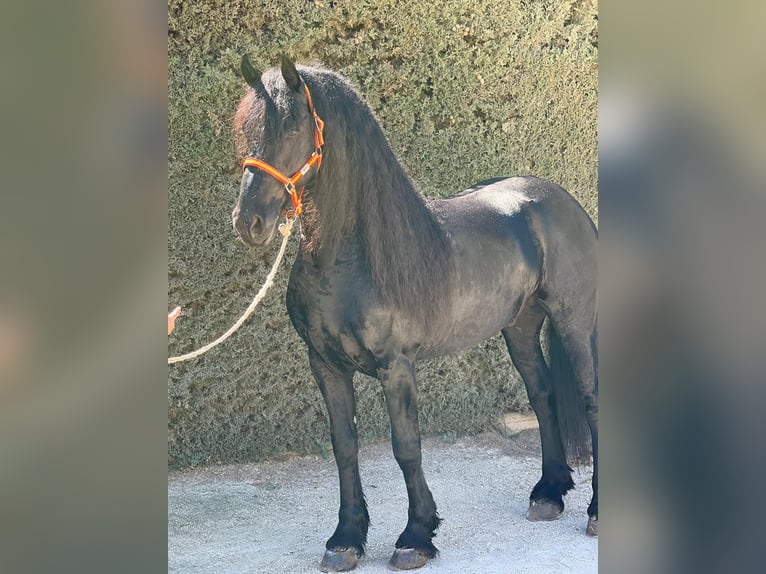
250 215 264 238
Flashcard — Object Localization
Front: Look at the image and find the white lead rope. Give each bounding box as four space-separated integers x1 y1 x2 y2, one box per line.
168 218 295 365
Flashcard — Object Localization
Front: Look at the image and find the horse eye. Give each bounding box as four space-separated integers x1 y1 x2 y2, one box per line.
283 111 306 135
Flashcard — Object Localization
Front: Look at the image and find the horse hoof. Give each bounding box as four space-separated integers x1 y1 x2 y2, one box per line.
586 516 598 537
389 548 431 570
527 500 562 521
320 548 359 572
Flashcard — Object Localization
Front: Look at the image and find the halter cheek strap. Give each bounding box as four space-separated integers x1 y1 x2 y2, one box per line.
242 83 325 218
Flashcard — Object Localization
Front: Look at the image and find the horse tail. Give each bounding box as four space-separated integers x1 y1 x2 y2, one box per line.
547 320 592 465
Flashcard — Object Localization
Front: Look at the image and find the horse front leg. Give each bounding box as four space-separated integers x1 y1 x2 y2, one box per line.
309 350 368 572
378 356 441 571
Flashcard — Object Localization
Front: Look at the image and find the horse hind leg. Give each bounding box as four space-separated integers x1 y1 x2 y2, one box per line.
502 301 574 522
547 318 598 536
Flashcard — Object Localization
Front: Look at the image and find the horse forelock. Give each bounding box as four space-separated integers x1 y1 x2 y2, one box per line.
233 79 280 160
233 90 259 159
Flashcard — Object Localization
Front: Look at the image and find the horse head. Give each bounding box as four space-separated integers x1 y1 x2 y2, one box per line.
232 55 323 246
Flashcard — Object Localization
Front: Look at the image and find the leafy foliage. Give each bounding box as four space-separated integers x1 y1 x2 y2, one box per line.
168 0 597 467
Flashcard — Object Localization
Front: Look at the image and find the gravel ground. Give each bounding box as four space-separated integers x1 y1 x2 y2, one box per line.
168 431 597 573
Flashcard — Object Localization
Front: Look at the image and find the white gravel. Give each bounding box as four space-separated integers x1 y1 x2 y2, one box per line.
168 431 597 573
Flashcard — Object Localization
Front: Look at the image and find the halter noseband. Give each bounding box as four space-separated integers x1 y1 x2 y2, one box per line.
242 83 325 218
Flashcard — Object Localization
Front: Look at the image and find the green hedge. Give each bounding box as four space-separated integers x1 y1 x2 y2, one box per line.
168 0 597 467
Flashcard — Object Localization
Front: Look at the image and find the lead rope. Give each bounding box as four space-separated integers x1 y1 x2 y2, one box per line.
168 217 295 365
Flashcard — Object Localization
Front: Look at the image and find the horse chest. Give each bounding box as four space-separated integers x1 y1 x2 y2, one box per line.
286 260 381 373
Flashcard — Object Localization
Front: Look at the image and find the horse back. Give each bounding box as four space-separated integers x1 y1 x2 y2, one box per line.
433 176 596 263
422 176 596 352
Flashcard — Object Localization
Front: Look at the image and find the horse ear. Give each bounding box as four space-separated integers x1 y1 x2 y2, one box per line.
280 54 302 92
240 54 263 89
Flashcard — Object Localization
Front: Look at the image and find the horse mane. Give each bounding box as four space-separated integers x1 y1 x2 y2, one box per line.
297 67 454 329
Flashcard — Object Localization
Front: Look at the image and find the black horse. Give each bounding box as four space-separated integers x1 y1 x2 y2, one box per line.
232 55 597 572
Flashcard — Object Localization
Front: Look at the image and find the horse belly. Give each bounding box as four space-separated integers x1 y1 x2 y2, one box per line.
418 244 539 359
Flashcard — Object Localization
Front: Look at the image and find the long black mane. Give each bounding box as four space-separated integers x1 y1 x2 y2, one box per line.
297 67 453 327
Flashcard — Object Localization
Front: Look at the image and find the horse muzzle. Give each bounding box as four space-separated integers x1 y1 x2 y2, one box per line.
232 207 277 247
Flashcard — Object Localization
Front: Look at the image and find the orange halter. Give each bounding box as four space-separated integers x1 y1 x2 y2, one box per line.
242 84 325 218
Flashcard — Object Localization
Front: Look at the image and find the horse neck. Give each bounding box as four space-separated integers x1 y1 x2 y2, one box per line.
298 88 453 326
302 100 446 259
